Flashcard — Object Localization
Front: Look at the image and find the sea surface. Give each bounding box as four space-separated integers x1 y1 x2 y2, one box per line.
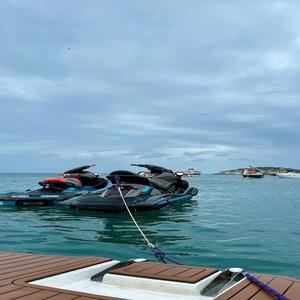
0 173 299 278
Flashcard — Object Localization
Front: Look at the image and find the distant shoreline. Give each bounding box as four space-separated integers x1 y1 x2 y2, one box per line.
216 167 300 175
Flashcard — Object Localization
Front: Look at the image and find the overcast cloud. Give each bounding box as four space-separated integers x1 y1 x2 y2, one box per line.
0 0 299 173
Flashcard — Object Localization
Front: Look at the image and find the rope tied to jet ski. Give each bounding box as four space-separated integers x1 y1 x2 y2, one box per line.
114 175 182 265
114 175 291 298
151 247 183 265
114 175 154 249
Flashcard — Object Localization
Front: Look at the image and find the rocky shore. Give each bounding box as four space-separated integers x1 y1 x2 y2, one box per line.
216 167 300 175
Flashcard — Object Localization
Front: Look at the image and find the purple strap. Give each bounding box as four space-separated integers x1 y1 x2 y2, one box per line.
244 273 290 300
151 247 183 265
114 175 121 188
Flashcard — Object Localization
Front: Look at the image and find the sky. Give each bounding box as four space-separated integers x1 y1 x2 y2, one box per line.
0 0 300 173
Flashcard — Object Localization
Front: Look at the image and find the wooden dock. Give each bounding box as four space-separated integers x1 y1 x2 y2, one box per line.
0 252 298 299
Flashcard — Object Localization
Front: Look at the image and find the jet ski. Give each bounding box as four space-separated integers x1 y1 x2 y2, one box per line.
64 164 198 211
0 164 111 206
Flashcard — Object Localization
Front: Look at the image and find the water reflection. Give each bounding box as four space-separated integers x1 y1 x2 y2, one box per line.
1 201 195 248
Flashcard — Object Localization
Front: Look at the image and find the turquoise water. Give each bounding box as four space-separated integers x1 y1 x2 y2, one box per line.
0 174 299 278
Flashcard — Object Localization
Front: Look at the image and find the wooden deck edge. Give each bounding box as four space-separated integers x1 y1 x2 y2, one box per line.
14 259 111 286
13 258 120 300
24 283 122 300
254 273 300 284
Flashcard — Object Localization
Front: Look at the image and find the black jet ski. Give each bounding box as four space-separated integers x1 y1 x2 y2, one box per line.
0 164 111 207
64 164 198 211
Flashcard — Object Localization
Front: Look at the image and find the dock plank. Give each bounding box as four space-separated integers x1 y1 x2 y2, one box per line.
14 258 108 285
0 255 68 271
0 254 37 262
284 282 300 299
251 277 294 300
215 275 271 300
0 253 117 299
0 257 101 282
0 287 40 300
109 261 218 283
13 289 58 300
227 276 274 300
0 284 22 295
44 294 78 300
0 256 81 277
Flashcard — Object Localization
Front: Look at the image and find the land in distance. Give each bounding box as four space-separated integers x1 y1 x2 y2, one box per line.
216 167 300 175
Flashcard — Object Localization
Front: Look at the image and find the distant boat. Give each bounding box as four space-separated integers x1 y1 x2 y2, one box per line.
183 168 201 176
242 167 264 178
277 172 300 178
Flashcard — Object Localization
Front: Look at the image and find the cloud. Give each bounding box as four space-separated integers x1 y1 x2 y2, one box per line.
0 0 300 172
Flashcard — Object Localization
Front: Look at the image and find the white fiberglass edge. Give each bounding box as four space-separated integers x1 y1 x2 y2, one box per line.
32 260 119 287
30 261 244 300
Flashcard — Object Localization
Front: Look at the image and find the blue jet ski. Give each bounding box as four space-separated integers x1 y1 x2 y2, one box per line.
64 164 198 211
0 164 111 206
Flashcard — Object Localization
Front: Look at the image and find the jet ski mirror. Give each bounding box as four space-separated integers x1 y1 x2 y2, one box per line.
175 171 184 177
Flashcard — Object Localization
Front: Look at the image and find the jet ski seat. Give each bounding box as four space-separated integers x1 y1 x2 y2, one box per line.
149 174 188 194
39 178 83 190
107 169 189 195
77 174 108 188
107 171 151 186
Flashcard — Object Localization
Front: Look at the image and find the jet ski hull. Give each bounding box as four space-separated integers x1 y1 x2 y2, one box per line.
64 187 198 212
0 192 77 206
0 183 111 207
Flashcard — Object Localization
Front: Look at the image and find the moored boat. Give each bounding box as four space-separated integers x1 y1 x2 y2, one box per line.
277 172 300 178
183 167 201 176
242 167 264 178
